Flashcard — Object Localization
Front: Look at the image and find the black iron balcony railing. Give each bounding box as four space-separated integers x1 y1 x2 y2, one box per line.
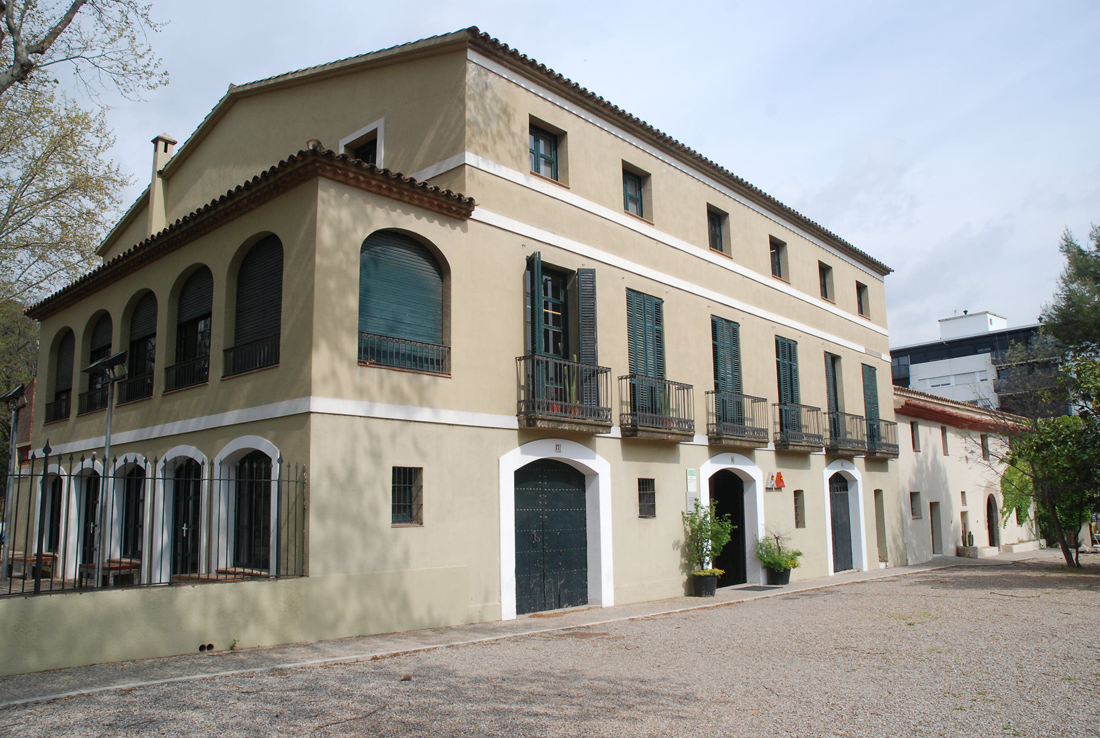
77 386 109 415
706 391 769 445
773 403 825 449
224 335 280 377
865 418 900 457
165 355 210 392
44 394 70 424
358 332 450 375
117 373 154 404
516 355 612 428
619 375 694 437
825 411 867 454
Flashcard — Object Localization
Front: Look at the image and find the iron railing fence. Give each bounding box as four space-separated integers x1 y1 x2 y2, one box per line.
1 448 306 598
44 395 70 424
224 335 280 377
516 355 612 424
77 386 109 415
825 411 867 453
164 356 210 391
117 373 154 404
866 418 900 457
705 391 769 442
618 375 695 435
358 332 450 375
773 403 825 448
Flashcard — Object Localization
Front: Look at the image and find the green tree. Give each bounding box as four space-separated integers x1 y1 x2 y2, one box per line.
1041 224 1100 356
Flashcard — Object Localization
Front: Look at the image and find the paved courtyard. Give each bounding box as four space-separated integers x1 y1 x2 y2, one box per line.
2 554 1097 737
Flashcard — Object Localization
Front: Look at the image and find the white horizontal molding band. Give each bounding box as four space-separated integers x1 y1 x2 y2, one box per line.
467 49 884 281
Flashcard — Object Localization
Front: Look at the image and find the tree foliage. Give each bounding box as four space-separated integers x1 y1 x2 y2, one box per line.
0 0 166 99
1041 224 1100 356
681 500 734 574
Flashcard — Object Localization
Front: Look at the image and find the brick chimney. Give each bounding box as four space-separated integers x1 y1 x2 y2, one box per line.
147 133 177 236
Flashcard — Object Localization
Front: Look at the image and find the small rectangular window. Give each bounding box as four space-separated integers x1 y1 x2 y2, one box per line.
910 421 920 451
941 425 949 456
770 237 787 280
623 167 646 218
818 262 833 301
960 490 968 507
793 489 806 529
638 478 656 518
910 491 922 519
856 282 870 317
391 467 423 525
354 137 378 165
980 434 990 461
707 206 729 254
529 124 558 180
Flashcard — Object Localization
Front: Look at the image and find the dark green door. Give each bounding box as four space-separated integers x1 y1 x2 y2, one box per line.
709 470 746 587
830 473 854 572
515 460 588 615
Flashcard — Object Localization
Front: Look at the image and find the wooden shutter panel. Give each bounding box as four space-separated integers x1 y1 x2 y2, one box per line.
576 268 598 365
626 289 640 375
862 364 879 420
359 232 443 345
526 252 543 355
55 331 75 392
90 314 112 352
712 317 742 394
776 337 800 405
789 340 800 404
178 267 213 323
235 236 284 345
824 354 838 413
130 292 157 340
651 297 665 379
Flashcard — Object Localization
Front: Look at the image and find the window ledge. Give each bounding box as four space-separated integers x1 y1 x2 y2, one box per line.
821 296 836 305
623 210 654 226
529 170 569 189
771 275 791 285
391 523 424 528
709 247 733 259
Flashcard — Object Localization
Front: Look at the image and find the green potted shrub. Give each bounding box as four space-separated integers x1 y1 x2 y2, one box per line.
754 533 803 585
681 499 735 597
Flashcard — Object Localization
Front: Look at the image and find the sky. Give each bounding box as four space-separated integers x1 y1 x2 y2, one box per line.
86 0 1100 347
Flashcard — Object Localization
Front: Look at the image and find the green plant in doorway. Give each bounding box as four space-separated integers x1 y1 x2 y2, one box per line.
681 499 735 576
754 532 803 572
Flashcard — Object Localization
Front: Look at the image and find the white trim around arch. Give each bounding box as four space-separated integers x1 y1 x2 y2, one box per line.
499 439 613 621
699 452 767 585
822 459 868 575
150 446 210 583
214 436 282 577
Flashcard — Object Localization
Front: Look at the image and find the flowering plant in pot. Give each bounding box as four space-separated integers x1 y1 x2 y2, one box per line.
681 499 735 597
754 533 803 585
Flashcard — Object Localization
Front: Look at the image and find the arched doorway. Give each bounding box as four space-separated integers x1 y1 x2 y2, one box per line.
172 459 203 578
829 472 854 572
709 470 747 587
514 459 588 614
986 495 1000 549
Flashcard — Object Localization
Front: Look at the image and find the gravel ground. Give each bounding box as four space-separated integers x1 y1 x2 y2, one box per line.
2 559 1098 737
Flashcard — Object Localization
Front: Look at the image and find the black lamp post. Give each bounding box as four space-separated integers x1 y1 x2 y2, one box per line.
83 350 127 588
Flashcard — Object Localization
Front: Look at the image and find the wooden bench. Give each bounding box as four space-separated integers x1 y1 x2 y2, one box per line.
7 552 57 580
78 558 140 588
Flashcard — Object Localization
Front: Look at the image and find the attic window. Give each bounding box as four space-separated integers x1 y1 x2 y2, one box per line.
339 118 385 168
354 138 377 165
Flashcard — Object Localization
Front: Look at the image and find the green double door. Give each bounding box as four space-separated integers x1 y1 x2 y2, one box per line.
515 460 588 615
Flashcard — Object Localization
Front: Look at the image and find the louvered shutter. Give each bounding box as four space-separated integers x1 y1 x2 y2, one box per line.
55 331 75 393
824 354 839 414
359 232 443 345
651 297 665 379
626 290 640 375
776 337 800 405
178 267 213 323
862 364 879 420
577 269 597 365
526 252 543 355
91 314 112 353
712 317 742 394
130 292 157 340
789 340 800 404
235 236 283 345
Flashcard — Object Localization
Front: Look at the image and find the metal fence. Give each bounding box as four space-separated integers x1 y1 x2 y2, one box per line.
516 355 612 424
358 332 450 375
619 375 695 435
706 390 769 442
1 448 307 597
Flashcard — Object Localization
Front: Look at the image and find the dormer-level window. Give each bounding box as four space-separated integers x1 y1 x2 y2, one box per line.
353 137 377 165
529 125 558 180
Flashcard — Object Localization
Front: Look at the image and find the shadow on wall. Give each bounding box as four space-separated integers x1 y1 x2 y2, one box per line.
899 446 953 566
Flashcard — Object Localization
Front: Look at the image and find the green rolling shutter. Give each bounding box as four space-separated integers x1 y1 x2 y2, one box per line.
90 314 112 354
862 364 879 420
711 316 742 394
55 331 75 393
235 236 283 345
359 231 443 345
130 292 157 340
178 267 213 323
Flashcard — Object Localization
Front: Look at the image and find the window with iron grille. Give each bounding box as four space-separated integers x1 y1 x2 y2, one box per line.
793 489 806 529
638 478 656 518
392 467 423 525
910 491 922 519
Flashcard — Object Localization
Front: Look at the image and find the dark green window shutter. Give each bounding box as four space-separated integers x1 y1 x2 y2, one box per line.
90 313 112 354
626 289 664 378
359 231 443 345
130 292 157 340
824 353 839 414
711 316 742 394
862 364 879 420
577 268 598 366
178 267 213 323
775 336 800 405
525 252 543 355
235 235 284 345
55 330 75 393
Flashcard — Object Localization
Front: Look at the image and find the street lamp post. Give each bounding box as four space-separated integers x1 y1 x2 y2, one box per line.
83 350 127 589
0 384 26 580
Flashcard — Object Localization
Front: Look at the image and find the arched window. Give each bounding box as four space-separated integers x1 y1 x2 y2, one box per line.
46 330 75 422
122 292 157 403
168 267 213 390
234 451 271 571
358 231 448 374
227 236 283 375
79 313 112 413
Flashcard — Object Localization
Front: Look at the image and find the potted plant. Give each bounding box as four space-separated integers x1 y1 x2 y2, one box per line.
754 533 803 585
681 499 735 597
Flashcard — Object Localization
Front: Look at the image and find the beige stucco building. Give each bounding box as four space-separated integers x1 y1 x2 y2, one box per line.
2 28 911 675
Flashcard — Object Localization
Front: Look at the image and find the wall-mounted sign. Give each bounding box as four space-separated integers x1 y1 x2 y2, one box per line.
766 471 786 490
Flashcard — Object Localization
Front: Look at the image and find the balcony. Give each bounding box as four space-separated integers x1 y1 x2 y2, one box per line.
165 355 210 392
516 355 612 433
358 332 450 375
772 403 824 451
824 411 867 455
706 391 769 448
117 373 153 404
77 386 109 415
44 395 70 424
865 418 900 458
224 335 280 377
619 375 694 441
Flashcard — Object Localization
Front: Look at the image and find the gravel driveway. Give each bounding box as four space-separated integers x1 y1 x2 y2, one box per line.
3 559 1097 737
